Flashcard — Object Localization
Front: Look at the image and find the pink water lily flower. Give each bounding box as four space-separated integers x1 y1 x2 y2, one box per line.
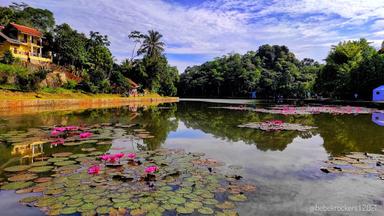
126 153 136 159
80 132 93 139
88 165 101 175
145 166 159 174
50 130 60 136
99 155 110 161
65 126 79 131
54 127 67 132
114 153 125 159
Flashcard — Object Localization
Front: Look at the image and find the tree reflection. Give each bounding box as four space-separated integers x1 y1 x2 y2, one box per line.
176 102 317 151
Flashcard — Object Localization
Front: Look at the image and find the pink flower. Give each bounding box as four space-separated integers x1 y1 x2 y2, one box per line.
54 127 67 132
126 153 136 159
65 126 79 131
80 132 93 139
88 165 101 175
114 153 125 159
145 166 159 174
99 155 110 161
50 130 60 136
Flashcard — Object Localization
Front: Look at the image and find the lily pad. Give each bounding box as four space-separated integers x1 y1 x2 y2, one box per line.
4 165 30 172
30 161 51 167
169 197 186 204
228 194 247 202
19 196 40 203
176 206 194 214
198 207 215 215
8 173 38 182
52 152 73 157
29 166 54 173
1 181 34 190
60 207 78 215
54 160 77 166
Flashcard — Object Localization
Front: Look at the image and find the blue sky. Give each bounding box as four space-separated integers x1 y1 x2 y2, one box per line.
3 0 384 72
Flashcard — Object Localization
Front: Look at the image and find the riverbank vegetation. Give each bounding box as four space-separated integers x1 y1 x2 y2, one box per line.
0 3 179 96
179 39 384 100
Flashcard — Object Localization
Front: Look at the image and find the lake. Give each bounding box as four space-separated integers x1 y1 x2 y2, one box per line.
0 100 383 216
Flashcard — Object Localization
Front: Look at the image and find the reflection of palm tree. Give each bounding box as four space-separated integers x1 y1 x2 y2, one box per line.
138 30 165 59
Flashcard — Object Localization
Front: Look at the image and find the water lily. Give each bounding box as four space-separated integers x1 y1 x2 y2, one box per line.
53 127 67 132
88 165 101 175
145 165 159 174
50 130 60 136
114 153 125 159
99 155 110 161
65 126 79 131
127 153 136 159
79 132 93 139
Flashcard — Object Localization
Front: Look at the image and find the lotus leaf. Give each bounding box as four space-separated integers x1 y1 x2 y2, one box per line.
52 152 73 157
1 181 34 190
28 166 54 173
198 207 215 215
8 173 38 182
77 203 97 212
185 201 203 209
54 160 77 166
176 206 194 214
169 197 186 204
228 194 247 202
48 158 67 163
203 199 219 205
4 165 30 172
60 207 78 215
19 196 39 203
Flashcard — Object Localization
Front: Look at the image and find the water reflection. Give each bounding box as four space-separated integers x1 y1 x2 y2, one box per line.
372 112 384 126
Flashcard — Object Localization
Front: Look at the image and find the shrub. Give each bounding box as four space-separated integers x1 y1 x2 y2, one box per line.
0 51 15 64
63 80 77 89
16 67 49 91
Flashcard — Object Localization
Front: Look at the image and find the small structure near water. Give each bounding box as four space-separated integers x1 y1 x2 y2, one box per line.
372 85 384 101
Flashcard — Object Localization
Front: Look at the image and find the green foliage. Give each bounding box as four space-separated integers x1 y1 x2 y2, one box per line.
63 80 77 90
0 3 55 32
316 39 379 99
16 67 50 91
0 50 15 64
179 45 318 98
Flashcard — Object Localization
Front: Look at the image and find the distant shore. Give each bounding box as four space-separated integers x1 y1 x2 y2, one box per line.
0 90 178 115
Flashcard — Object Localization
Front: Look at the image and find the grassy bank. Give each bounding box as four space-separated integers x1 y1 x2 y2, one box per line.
0 89 164 100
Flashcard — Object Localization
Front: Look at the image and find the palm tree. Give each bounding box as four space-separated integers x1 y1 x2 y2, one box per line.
138 30 165 59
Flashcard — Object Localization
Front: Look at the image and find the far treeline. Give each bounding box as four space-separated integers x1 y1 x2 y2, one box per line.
179 39 384 100
0 3 179 96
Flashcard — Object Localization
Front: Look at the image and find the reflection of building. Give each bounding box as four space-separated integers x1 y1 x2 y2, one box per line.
0 23 52 63
12 141 44 159
128 79 139 96
372 112 384 126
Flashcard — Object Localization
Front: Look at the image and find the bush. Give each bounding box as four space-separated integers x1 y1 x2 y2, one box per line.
0 51 15 64
16 67 49 91
63 80 77 89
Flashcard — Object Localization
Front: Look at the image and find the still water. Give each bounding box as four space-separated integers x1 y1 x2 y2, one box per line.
0 100 383 216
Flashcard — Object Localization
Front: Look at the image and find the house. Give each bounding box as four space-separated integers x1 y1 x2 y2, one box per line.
128 79 139 96
0 23 52 64
372 85 384 101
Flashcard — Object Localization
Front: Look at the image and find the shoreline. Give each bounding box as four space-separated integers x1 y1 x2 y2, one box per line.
0 90 178 116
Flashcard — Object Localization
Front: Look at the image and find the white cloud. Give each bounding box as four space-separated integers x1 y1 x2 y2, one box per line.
3 0 384 72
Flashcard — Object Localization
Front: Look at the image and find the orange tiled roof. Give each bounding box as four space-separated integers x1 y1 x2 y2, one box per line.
10 23 42 37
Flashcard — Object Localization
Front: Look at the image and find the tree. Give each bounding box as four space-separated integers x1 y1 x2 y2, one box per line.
0 50 15 64
137 30 165 59
128 31 144 60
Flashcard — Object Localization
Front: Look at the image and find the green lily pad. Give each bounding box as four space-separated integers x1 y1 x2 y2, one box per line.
60 207 78 215
54 160 77 166
19 196 40 203
203 199 219 205
185 201 203 209
176 206 194 214
29 166 54 173
4 165 30 172
162 203 177 210
8 173 38 182
216 201 236 209
77 203 96 212
1 181 34 190
169 197 186 204
96 206 110 214
198 207 214 214
228 194 247 202
48 158 67 163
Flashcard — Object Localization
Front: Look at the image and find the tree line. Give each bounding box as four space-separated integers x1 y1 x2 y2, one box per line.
179 40 384 100
0 3 179 96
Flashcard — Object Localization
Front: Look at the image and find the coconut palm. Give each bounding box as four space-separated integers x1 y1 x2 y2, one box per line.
138 30 165 59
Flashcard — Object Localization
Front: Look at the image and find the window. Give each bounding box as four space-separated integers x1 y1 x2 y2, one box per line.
376 91 380 95
23 34 27 43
